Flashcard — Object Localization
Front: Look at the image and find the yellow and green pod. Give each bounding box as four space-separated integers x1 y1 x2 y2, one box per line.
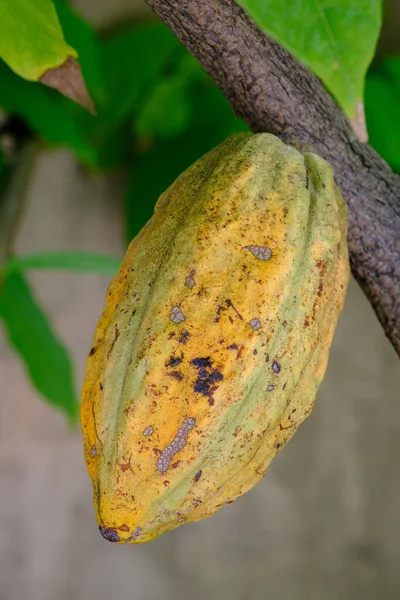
81 132 350 543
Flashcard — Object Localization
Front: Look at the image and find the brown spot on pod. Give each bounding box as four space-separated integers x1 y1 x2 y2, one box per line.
168 371 183 381
106 324 120 359
226 299 243 321
194 470 203 482
249 318 261 330
119 462 132 472
170 306 185 324
245 245 272 261
157 417 196 473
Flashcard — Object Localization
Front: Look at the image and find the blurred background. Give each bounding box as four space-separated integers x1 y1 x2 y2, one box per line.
1 0 400 599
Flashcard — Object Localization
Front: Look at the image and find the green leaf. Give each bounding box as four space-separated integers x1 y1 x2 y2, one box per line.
236 0 382 117
0 60 96 165
2 251 121 276
100 23 182 127
365 57 400 174
32 22 183 170
52 0 108 107
0 272 78 420
135 53 205 139
0 0 77 81
135 77 191 139
127 80 248 241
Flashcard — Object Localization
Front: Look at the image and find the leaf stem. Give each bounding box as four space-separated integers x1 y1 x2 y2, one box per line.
0 140 40 278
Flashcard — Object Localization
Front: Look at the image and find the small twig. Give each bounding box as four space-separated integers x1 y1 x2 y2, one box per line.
0 140 40 274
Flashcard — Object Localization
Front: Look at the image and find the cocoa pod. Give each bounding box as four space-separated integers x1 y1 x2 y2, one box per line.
81 132 350 543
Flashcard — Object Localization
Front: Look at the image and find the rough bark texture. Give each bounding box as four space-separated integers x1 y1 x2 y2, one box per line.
145 0 400 356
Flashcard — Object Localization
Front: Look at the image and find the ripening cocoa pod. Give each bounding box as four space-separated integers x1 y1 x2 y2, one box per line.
81 132 350 544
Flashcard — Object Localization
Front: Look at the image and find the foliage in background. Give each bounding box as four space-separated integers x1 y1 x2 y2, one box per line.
0 0 77 80
365 56 400 173
0 0 397 419
0 272 77 420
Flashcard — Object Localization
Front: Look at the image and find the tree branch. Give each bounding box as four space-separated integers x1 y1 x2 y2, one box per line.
145 0 400 356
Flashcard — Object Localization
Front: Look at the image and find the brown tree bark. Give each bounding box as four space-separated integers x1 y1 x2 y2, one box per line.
146 0 400 357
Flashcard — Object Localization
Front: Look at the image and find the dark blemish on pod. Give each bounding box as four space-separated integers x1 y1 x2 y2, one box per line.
267 385 275 392
282 383 287 390
99 526 120 543
305 166 310 189
143 426 153 436
253 349 258 355
194 369 223 396
89 347 96 356
227 343 239 351
185 270 196 288
192 358 223 399
157 417 196 473
265 353 270 363
170 306 185 324
168 371 183 381
192 357 212 368
166 356 182 367
245 245 272 261
215 304 227 323
249 318 261 330
179 330 190 344
119 524 129 532
272 361 281 374
99 382 103 391
194 470 203 482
